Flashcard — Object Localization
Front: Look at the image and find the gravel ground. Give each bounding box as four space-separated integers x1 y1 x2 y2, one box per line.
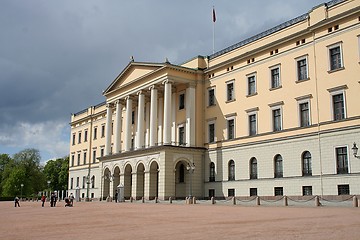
1 200 360 240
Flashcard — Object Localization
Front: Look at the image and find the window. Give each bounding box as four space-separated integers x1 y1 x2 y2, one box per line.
272 108 282 132
329 44 343 71
247 74 256 95
302 186 312 196
249 114 257 136
93 127 97 140
209 162 215 182
338 184 350 195
250 158 257 179
76 177 79 187
131 111 135 124
91 176 95 188
336 147 348 174
70 178 73 189
250 188 257 196
270 66 281 89
208 88 215 106
78 132 82 144
178 126 185 145
179 164 185 183
84 129 88 142
228 160 235 181
332 93 345 120
77 153 81 166
208 123 215 143
296 57 308 81
101 125 105 137
92 150 96 163
82 176 86 189
179 93 185 110
227 118 235 140
72 134 75 145
274 154 283 178
228 189 235 197
226 81 234 101
302 151 312 176
299 102 310 127
274 187 283 196
100 148 104 157
83 152 87 165
71 155 74 167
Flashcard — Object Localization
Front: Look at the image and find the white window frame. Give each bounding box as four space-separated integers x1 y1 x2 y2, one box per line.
269 64 281 89
207 120 216 143
328 85 347 121
246 72 257 96
226 80 235 102
177 123 186 146
295 55 309 82
269 102 283 132
296 95 312 127
333 145 350 174
246 108 259 136
327 42 344 72
178 91 185 110
226 115 236 140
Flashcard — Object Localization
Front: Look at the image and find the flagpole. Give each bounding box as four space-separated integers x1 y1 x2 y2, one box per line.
212 6 215 54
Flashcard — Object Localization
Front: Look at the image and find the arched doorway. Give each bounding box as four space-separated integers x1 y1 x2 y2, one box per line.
113 166 120 197
149 161 159 200
124 164 132 199
136 163 145 200
103 168 111 200
175 161 187 199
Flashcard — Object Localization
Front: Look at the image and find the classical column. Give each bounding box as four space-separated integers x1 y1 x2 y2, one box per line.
163 80 172 145
171 92 176 145
144 170 150 200
124 96 132 151
149 86 158 147
113 100 123 153
131 172 137 200
158 97 163 145
186 84 196 146
136 91 145 149
105 104 113 155
145 101 150 148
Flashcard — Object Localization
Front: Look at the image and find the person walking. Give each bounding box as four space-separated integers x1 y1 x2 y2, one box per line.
69 193 74 206
14 196 20 207
41 195 46 207
115 190 118 203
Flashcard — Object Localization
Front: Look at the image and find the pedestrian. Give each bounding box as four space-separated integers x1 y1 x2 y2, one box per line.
69 193 74 206
53 193 57 207
41 195 46 207
115 190 118 203
50 193 54 207
14 196 20 207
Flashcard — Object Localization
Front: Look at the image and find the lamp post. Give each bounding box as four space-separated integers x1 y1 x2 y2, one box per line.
20 183 24 200
47 180 51 197
352 142 360 159
86 174 90 202
186 162 195 204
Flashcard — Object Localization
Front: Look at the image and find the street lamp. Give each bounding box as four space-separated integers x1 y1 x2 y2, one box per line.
186 162 195 203
86 174 91 202
20 183 24 200
47 180 51 196
352 142 360 159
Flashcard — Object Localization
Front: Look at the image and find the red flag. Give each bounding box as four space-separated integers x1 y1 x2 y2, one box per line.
213 7 216 23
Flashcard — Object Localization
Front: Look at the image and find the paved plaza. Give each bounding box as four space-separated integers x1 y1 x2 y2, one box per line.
1 200 360 239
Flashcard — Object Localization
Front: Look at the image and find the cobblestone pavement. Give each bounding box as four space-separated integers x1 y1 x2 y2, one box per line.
1 200 360 240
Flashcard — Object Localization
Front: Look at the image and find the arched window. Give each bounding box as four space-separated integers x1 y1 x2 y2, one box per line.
302 151 312 176
228 160 235 181
250 158 257 179
179 164 185 183
209 162 215 182
274 155 283 178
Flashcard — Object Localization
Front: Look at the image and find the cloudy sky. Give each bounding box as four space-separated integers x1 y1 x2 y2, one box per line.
0 0 327 162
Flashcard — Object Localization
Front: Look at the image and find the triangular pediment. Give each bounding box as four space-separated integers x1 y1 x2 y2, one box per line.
104 62 164 95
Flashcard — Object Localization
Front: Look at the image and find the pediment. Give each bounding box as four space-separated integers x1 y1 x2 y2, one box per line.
104 62 164 95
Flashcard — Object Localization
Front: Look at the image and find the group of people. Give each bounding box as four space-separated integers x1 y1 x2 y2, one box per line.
14 193 75 208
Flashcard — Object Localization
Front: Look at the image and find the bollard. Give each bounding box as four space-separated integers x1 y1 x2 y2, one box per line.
232 196 236 205
211 196 215 205
142 197 145 203
256 196 260 206
315 196 320 207
193 197 196 204
169 197 172 204
353 196 358 207
284 196 288 206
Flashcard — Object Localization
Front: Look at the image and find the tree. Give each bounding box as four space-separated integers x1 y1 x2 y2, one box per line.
43 156 69 191
0 154 12 196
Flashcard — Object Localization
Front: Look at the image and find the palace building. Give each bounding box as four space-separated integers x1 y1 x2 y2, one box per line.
69 0 360 201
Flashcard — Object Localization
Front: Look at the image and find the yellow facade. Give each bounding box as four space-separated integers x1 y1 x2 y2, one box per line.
69 0 360 200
